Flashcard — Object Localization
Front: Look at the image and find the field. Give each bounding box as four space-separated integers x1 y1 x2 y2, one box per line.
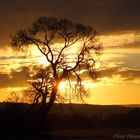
0 128 140 140
0 103 140 140
47 128 140 140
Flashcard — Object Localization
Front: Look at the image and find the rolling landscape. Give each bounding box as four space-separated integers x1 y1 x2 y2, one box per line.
0 103 140 139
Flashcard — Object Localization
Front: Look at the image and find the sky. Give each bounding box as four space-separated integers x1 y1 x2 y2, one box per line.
0 0 140 104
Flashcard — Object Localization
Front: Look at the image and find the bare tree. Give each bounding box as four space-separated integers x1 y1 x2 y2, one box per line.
11 16 101 116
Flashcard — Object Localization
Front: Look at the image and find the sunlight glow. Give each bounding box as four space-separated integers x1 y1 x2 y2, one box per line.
1 31 140 104
58 81 66 90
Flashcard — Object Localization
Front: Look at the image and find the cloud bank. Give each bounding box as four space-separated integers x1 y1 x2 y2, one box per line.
1 0 140 46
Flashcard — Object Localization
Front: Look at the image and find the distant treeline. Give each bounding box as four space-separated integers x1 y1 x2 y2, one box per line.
0 103 140 132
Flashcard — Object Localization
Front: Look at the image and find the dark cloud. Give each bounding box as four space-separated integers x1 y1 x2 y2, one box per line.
119 69 140 81
67 66 140 83
0 67 30 88
1 0 140 47
97 67 140 81
0 65 46 88
0 56 26 60
0 63 139 88
97 67 119 78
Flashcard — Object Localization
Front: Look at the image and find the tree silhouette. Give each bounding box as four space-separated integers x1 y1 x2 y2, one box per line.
11 16 101 118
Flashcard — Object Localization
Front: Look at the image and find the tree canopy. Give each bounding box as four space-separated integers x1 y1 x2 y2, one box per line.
11 16 101 111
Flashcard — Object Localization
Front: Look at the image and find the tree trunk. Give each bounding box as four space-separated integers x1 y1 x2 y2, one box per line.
31 89 57 131
45 90 56 114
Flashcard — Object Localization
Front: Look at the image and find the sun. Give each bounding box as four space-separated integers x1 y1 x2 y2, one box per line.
58 81 65 90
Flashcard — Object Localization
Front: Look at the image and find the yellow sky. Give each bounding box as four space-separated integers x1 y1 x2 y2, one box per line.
0 31 140 104
87 84 140 105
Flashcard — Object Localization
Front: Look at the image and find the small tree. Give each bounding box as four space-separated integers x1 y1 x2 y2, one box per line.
11 16 101 115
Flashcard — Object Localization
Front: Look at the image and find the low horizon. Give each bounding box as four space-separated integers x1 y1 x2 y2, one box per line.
1 101 140 106
0 0 140 105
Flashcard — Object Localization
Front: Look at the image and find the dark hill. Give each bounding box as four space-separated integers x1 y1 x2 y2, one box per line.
0 103 140 132
47 104 140 128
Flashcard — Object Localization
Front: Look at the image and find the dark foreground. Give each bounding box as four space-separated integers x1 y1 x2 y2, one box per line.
0 128 140 140
0 103 140 140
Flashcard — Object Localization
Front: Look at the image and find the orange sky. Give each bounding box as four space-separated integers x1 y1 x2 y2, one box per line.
0 31 140 104
0 0 140 105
